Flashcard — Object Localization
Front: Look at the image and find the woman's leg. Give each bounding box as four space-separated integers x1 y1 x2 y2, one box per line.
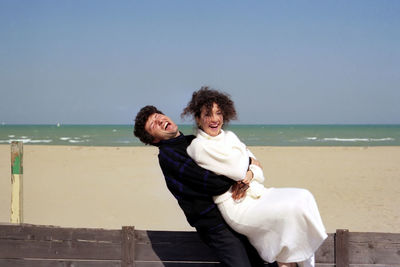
218 187 326 264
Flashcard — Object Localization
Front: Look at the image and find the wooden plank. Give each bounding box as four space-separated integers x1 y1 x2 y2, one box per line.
0 224 122 260
0 260 337 267
0 224 121 243
10 141 23 223
0 239 121 260
3 224 400 266
0 259 121 267
135 263 220 267
135 262 281 266
348 232 400 265
122 226 135 267
315 233 335 263
336 229 349 267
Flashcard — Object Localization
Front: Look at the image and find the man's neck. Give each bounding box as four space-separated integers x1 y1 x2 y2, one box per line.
174 131 181 138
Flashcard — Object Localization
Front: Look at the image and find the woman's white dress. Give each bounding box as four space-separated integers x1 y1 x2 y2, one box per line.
187 129 327 265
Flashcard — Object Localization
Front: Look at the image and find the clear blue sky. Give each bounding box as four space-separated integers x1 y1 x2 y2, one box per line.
1 0 399 124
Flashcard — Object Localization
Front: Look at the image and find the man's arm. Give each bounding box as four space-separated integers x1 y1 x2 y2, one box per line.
158 147 234 196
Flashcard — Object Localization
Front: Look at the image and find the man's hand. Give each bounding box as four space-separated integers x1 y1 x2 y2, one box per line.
231 181 249 200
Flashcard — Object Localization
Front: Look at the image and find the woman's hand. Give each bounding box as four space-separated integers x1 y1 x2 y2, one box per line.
242 169 253 184
250 157 263 169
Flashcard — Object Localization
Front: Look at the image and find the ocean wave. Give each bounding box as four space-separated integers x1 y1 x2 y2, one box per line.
60 137 71 141
304 137 395 143
322 137 394 142
29 139 53 143
115 140 132 144
0 138 52 144
68 139 85 143
324 138 369 142
370 138 395 141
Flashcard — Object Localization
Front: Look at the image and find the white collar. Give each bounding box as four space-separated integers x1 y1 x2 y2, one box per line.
197 128 225 141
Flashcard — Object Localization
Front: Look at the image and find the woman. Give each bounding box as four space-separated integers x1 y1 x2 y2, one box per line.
181 87 327 267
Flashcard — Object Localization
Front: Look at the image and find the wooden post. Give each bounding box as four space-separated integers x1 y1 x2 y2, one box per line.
11 141 23 223
122 226 135 267
335 229 349 267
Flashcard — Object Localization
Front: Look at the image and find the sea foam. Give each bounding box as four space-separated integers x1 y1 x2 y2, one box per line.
323 137 394 142
0 138 52 144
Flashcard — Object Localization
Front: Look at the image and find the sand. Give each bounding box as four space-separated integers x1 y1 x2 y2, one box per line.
1 145 399 233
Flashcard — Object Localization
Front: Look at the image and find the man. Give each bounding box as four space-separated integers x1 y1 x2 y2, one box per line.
134 105 274 267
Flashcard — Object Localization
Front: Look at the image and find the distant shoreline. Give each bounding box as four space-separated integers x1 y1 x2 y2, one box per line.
1 124 399 146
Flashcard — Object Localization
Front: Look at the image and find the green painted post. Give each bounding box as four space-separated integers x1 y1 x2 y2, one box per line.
11 141 23 223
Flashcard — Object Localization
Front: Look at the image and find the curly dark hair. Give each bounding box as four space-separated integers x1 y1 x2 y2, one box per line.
133 105 164 145
181 86 237 125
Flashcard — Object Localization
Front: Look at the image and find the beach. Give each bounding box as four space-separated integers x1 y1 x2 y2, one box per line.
1 144 399 233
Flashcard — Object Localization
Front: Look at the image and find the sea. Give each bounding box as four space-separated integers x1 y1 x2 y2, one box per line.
0 124 399 147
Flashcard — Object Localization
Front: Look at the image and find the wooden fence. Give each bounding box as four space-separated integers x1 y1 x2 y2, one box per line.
1 224 400 267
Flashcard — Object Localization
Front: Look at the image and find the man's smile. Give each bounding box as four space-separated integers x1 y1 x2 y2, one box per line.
164 122 169 130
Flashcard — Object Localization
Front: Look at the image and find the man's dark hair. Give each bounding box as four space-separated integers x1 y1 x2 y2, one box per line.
134 105 164 145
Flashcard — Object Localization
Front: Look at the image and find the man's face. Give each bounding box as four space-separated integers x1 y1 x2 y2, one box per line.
145 113 180 143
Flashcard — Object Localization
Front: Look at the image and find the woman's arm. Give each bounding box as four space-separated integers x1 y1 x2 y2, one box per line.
247 148 265 184
187 131 250 181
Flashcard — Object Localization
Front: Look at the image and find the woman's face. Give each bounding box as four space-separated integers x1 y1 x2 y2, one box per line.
196 102 223 136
